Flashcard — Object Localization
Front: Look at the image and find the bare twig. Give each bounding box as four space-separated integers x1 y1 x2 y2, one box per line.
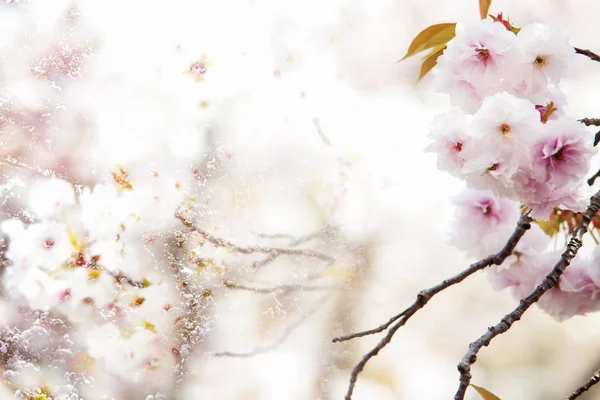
575 47 600 63
336 213 533 400
589 169 600 186
580 118 600 127
454 191 600 400
568 368 600 400
176 213 335 266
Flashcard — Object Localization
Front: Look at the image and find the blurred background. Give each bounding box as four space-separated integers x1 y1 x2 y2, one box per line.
2 0 600 399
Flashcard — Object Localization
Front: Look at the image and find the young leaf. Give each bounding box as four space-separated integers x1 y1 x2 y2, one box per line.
479 0 492 19
471 384 502 400
399 23 456 61
418 47 445 80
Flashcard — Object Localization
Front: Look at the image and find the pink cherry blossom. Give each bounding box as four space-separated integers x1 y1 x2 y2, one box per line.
424 110 470 178
530 117 595 187
434 19 522 113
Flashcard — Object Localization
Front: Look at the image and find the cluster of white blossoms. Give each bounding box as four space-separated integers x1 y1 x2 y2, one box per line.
427 17 600 320
427 17 596 220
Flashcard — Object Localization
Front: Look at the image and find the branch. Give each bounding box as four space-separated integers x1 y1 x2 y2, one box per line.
223 281 330 294
569 368 600 400
175 213 335 266
589 169 600 186
575 47 600 63
335 213 533 400
579 118 600 127
454 190 600 400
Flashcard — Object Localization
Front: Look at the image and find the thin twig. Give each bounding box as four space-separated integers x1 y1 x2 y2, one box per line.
176 213 335 266
568 368 600 399
580 118 600 127
454 190 600 400
575 47 600 63
589 169 600 186
337 213 533 400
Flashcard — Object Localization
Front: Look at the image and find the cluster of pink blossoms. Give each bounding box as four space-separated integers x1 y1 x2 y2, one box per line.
427 18 595 220
426 18 600 320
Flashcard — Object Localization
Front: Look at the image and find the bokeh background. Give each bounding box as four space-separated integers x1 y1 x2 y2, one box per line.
2 0 600 399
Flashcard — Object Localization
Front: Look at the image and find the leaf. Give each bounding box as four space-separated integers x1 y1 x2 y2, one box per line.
479 0 492 19
399 23 456 61
535 219 561 237
471 384 502 400
418 47 445 80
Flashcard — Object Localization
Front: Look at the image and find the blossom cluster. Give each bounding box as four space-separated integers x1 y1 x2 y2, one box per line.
427 18 596 220
426 16 600 320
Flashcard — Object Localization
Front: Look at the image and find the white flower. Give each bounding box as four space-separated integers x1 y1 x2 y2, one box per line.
515 23 574 97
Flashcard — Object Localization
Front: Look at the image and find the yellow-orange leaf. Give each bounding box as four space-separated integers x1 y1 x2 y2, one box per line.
400 23 456 61
419 47 445 80
471 384 502 400
479 0 492 19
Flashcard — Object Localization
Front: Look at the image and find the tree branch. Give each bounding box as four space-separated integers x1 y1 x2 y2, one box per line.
579 118 600 127
568 368 600 400
454 190 600 400
335 213 533 400
175 212 335 266
223 281 330 294
575 47 600 63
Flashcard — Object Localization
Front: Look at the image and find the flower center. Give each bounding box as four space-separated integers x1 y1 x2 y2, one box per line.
453 142 463 152
500 124 511 136
43 238 55 248
534 55 547 68
477 47 490 63
553 146 565 161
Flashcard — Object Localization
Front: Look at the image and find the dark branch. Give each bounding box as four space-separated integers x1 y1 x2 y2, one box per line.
580 118 600 127
454 190 600 400
575 47 600 63
569 368 600 400
336 213 533 400
589 169 600 186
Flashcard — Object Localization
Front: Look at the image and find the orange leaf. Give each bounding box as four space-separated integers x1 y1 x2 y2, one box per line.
471 384 502 400
399 23 456 61
479 0 492 19
418 47 445 80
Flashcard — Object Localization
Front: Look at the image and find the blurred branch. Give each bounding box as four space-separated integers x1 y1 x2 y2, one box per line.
575 47 600 63
176 212 335 266
212 297 324 358
223 281 330 294
569 368 600 400
454 190 600 400
335 213 533 400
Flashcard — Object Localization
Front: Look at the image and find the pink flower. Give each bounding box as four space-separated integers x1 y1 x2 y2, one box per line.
470 92 541 148
537 257 600 321
424 111 470 178
434 20 521 113
449 189 520 257
530 117 594 187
